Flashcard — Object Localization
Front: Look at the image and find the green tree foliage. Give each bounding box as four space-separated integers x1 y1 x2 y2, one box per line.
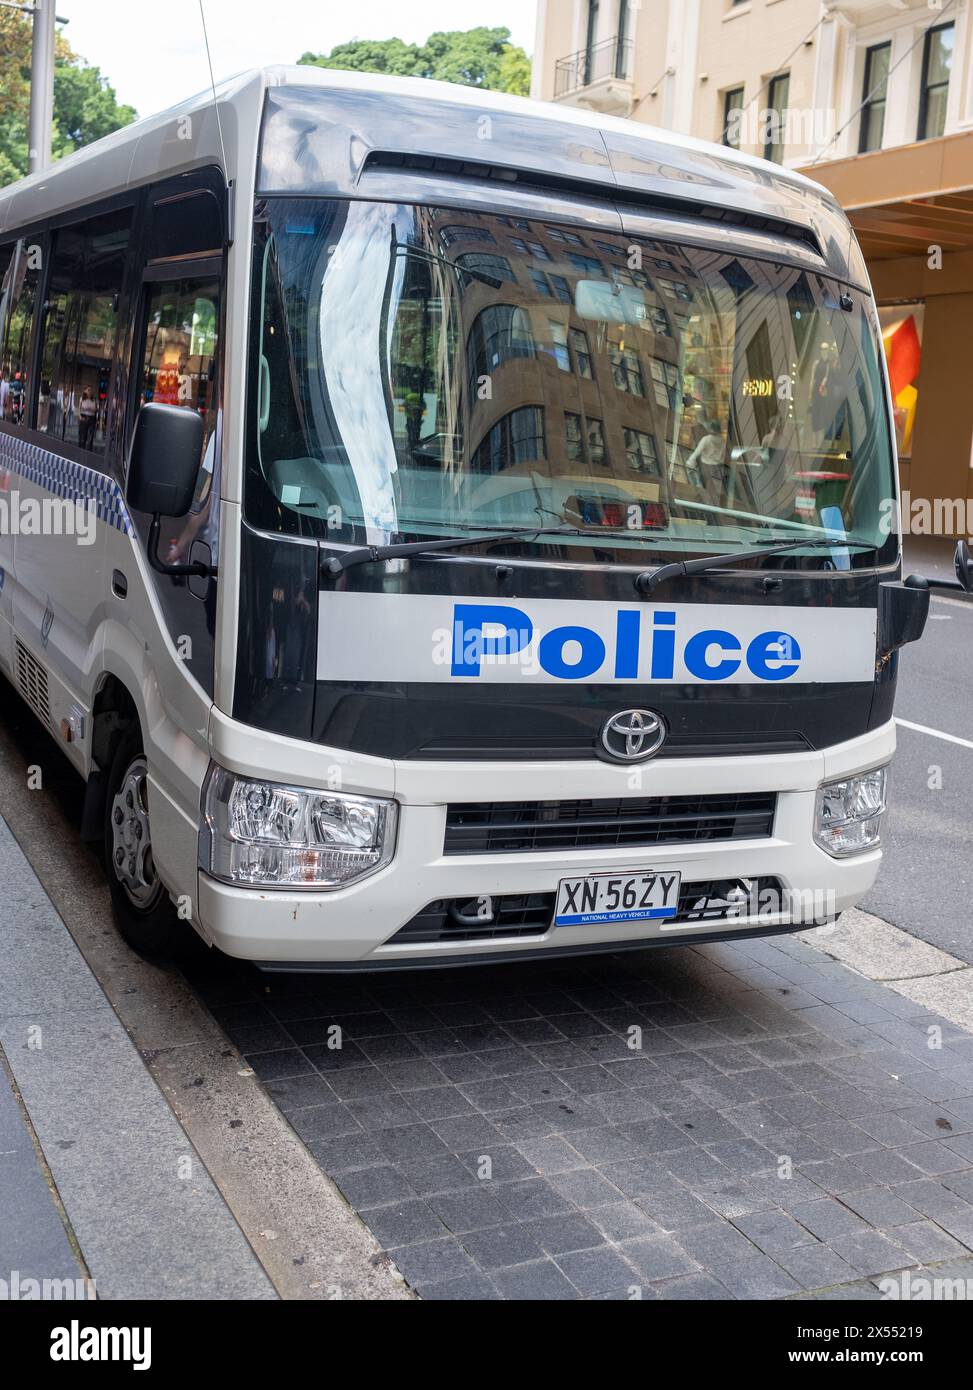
299 26 531 96
0 11 136 188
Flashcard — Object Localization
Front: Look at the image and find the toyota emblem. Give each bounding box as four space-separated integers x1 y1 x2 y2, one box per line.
598 708 667 764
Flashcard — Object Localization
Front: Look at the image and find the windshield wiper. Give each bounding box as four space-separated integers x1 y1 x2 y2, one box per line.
322 527 560 576
635 537 876 595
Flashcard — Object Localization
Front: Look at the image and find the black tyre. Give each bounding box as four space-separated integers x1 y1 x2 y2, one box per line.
104 725 183 956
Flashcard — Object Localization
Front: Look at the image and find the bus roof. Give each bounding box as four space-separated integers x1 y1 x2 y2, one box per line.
0 66 865 287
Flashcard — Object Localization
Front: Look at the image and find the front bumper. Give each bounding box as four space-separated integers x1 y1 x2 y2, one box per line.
194 718 895 967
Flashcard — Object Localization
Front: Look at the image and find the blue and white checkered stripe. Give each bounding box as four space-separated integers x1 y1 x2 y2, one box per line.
0 431 134 536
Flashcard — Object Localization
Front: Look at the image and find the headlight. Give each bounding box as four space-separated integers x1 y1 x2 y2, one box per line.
813 766 888 858
200 766 397 889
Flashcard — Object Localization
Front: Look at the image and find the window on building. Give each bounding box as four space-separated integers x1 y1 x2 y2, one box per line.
624 428 659 475
37 207 131 452
548 321 570 372
587 417 607 466
565 412 584 465
584 0 600 85
439 225 496 248
0 239 41 428
568 253 606 278
656 276 693 301
454 253 516 290
615 267 650 290
510 237 551 261
763 73 789 164
529 268 554 298
467 304 534 394
567 414 607 467
617 0 631 79
647 305 672 338
545 226 585 247
609 339 644 396
918 22 954 141
530 270 572 302
570 328 593 379
472 406 545 473
722 87 744 149
859 42 891 153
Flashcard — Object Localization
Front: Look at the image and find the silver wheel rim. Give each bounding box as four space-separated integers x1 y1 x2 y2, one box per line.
110 755 159 910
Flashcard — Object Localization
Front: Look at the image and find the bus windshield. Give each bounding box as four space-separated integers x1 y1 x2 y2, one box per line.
247 197 896 561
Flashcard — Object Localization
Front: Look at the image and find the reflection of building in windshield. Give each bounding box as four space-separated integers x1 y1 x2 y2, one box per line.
379 206 878 536
250 196 890 549
385 206 686 532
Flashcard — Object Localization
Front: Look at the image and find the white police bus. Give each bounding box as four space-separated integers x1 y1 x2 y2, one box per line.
0 66 959 970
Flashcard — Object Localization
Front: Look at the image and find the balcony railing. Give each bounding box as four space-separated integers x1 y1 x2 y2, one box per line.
554 37 633 99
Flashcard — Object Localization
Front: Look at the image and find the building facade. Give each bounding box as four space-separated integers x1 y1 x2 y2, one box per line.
532 0 973 536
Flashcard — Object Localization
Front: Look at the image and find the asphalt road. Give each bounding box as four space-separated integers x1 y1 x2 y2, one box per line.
862 589 973 964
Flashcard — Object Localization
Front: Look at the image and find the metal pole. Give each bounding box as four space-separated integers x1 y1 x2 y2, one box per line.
27 0 57 174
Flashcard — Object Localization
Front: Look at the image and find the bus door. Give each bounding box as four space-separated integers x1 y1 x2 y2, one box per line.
120 180 226 699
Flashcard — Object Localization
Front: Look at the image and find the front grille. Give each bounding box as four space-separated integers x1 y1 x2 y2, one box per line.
389 877 786 945
443 792 776 855
415 731 810 760
391 893 557 944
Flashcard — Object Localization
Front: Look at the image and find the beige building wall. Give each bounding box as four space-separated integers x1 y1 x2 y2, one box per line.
535 1 973 166
693 0 829 158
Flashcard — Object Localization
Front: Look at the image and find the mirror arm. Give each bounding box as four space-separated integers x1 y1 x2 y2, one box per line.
146 514 218 578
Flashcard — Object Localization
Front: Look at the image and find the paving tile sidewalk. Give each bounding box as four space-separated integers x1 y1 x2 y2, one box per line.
0 1054 88 1297
0 816 275 1300
192 929 973 1300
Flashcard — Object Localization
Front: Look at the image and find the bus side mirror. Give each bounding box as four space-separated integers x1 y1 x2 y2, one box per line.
126 403 216 579
918 538 973 596
127 402 203 518
879 577 929 658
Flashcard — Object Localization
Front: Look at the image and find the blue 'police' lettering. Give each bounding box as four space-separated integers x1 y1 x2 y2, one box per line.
650 610 676 680
747 631 802 680
539 626 606 680
614 611 640 679
449 604 802 682
452 604 532 676
683 629 742 681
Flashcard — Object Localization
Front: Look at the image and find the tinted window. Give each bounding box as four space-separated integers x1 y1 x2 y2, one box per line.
37 208 131 453
149 191 222 261
0 238 41 427
136 276 221 568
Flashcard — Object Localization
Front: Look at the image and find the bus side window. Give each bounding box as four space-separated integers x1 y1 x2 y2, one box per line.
42 208 130 454
0 239 41 429
135 276 222 577
139 276 220 473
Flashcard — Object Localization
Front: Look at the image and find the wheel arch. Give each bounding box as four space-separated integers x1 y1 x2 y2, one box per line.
80 673 142 843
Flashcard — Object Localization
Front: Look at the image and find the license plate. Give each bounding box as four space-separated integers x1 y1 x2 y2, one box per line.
554 871 682 927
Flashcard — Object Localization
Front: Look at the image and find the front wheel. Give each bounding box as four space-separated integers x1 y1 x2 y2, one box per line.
104 728 182 956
